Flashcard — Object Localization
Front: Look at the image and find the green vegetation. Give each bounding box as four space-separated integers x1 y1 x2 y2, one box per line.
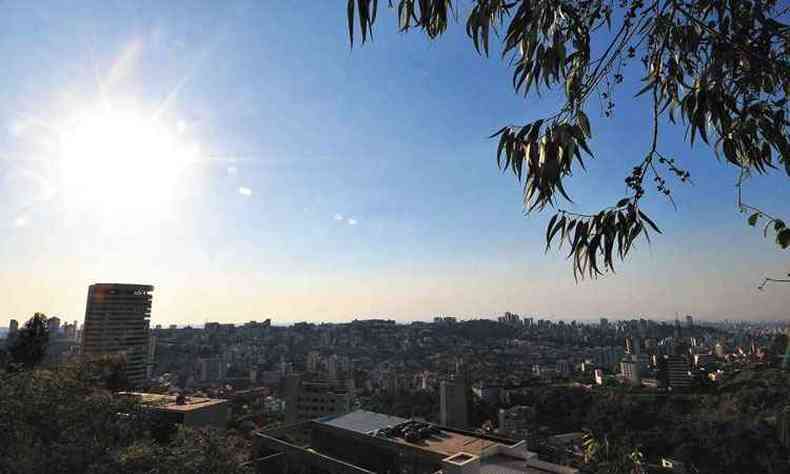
512 367 790 472
0 363 252 474
344 0 790 277
0 315 252 474
7 312 49 370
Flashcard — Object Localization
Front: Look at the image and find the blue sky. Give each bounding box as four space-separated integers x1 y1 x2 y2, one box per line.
0 1 787 325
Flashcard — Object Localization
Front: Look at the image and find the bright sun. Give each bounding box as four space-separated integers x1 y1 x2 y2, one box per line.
59 104 198 215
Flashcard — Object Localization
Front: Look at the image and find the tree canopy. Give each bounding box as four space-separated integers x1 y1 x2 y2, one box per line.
345 0 789 279
0 363 252 474
7 313 49 370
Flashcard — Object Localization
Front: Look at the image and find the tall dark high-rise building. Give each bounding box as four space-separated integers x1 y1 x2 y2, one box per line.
8 319 18 335
440 379 468 428
665 355 690 392
81 283 153 387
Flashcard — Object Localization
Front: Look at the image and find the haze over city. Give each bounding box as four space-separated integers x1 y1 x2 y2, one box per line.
1 1 787 324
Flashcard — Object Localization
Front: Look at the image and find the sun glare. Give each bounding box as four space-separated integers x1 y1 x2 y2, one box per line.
58 104 198 215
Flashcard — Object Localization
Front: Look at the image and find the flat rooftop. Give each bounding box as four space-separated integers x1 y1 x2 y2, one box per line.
318 410 500 457
120 392 229 412
319 410 408 434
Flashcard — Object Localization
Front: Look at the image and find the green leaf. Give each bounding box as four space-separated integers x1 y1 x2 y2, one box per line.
773 219 785 231
347 0 355 46
777 229 790 249
616 198 630 208
748 213 760 226
545 214 558 249
635 80 655 97
577 111 591 138
546 216 566 252
638 211 662 234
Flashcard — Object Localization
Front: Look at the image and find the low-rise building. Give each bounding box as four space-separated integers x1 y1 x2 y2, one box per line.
284 374 351 424
256 409 578 473
121 392 231 429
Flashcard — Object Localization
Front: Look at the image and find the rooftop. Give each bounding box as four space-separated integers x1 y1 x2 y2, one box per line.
319 410 409 434
319 410 501 457
119 392 229 412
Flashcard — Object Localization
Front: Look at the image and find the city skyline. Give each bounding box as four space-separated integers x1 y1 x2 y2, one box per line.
1 1 788 324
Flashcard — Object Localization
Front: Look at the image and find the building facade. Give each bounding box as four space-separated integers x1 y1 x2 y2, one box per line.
284 374 351 425
256 410 578 474
81 283 153 387
440 380 468 428
665 355 690 392
620 357 641 385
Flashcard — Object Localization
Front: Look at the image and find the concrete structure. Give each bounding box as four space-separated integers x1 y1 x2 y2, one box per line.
620 357 641 385
666 355 690 392
555 359 571 377
693 353 715 369
625 336 640 356
256 410 578 474
146 334 157 379
593 369 604 385
777 406 790 450
497 405 534 440
284 374 351 424
440 380 468 428
121 392 230 429
8 319 18 336
197 357 225 382
81 283 153 387
306 350 320 373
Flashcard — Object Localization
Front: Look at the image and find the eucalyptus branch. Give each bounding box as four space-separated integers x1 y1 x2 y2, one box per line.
757 277 790 291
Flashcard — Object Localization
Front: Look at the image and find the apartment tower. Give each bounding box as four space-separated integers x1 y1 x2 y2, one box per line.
81 283 153 387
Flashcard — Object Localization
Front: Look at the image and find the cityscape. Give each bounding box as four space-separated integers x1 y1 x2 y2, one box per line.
1 1 789 473
2 283 789 473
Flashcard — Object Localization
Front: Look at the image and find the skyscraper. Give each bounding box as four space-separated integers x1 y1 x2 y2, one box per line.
440 379 468 428
81 283 153 387
686 315 694 328
8 319 18 335
665 355 690 392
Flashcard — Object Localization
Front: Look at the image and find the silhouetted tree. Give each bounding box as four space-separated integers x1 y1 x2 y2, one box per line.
7 313 49 370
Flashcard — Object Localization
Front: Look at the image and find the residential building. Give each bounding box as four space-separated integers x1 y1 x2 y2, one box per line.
147 334 157 379
121 392 231 429
9 319 18 335
440 380 468 428
593 369 604 385
620 357 641 385
665 355 690 392
497 405 534 440
197 357 225 382
693 353 715 369
306 350 320 373
284 374 351 425
81 283 154 387
778 406 790 449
